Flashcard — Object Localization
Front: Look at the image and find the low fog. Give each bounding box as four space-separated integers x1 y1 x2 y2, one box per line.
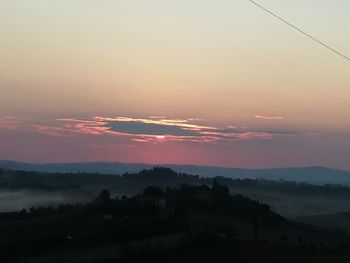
231 187 350 218
0 190 92 212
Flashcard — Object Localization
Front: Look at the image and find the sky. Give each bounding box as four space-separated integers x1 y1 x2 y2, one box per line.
0 0 350 169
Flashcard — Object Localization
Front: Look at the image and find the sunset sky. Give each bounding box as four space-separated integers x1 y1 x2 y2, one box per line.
1 1 350 169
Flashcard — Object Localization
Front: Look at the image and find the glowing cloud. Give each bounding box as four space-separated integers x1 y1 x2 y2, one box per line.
0 116 305 144
58 116 274 143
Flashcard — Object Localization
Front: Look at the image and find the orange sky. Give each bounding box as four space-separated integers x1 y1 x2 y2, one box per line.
0 1 350 168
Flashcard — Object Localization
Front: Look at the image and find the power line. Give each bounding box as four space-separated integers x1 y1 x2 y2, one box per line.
247 0 350 62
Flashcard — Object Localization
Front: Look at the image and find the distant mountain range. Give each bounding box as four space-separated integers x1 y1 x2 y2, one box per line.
1 160 350 186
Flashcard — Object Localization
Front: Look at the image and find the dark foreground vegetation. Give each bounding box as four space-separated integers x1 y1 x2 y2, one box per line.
0 170 349 262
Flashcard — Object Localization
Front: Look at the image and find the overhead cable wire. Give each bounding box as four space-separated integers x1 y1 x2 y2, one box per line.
248 0 350 62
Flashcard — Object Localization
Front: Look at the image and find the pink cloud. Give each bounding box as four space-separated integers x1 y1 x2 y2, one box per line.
63 116 275 143
149 116 166 119
94 116 216 131
255 115 284 120
0 116 22 130
0 116 71 137
30 125 71 137
0 115 292 144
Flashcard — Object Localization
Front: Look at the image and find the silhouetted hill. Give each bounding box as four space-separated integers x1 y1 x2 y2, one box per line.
0 183 348 263
295 212 350 233
3 167 350 217
1 160 350 185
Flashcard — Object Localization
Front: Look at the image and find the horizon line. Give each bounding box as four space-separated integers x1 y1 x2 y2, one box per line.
0 159 348 172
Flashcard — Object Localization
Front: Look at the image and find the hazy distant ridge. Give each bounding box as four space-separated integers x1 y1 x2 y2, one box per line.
1 160 350 186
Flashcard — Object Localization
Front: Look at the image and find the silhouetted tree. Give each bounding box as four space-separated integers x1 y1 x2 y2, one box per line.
143 186 164 198
212 180 229 198
95 189 111 204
